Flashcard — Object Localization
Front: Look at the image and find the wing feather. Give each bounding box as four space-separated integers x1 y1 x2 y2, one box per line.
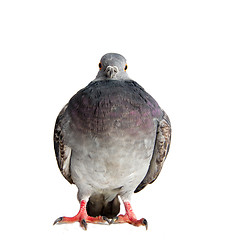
134 111 171 193
54 104 73 184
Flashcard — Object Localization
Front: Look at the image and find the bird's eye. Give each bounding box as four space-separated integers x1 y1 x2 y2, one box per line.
99 62 102 70
124 64 128 71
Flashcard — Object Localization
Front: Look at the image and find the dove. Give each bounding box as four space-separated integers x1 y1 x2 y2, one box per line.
53 53 171 230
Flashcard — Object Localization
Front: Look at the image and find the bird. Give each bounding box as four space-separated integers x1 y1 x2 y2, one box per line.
53 53 171 230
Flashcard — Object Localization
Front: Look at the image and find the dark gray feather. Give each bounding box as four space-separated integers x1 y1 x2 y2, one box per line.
86 194 120 218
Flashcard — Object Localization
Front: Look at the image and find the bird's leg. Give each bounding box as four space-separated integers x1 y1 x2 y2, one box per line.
112 201 148 229
53 200 109 230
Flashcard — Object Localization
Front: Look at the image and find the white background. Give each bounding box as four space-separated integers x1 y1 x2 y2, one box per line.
0 0 231 239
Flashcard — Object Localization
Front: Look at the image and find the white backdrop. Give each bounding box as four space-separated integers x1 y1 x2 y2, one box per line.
1 0 231 239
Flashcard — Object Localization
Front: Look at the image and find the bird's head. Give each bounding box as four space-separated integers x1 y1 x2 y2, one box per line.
96 53 129 80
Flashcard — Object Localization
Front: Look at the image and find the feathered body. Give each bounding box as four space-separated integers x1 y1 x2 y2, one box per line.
53 53 171 227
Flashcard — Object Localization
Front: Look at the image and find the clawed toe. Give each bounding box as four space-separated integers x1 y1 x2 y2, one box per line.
53 217 63 225
112 214 148 229
80 219 88 230
102 216 111 224
142 218 148 230
109 216 118 225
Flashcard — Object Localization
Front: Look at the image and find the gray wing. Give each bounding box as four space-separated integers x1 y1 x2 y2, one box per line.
135 111 171 193
54 104 73 184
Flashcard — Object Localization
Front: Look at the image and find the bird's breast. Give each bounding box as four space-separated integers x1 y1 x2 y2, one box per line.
68 85 160 135
70 127 156 195
64 80 161 195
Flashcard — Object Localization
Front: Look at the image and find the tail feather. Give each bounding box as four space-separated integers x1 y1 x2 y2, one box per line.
86 194 120 219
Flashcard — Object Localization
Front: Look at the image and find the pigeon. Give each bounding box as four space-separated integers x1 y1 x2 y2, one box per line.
53 53 171 230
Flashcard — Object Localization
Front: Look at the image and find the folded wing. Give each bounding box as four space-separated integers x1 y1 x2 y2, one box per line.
135 111 171 193
54 104 73 184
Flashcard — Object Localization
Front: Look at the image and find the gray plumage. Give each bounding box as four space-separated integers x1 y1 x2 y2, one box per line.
54 53 171 219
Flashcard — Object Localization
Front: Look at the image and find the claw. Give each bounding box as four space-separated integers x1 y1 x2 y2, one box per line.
80 219 87 230
102 216 111 224
53 217 63 225
142 218 148 230
109 216 118 225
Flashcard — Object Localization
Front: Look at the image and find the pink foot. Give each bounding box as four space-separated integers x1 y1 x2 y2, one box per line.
53 200 109 230
112 201 148 229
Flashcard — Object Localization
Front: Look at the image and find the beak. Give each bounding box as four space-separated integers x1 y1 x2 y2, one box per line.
105 66 119 78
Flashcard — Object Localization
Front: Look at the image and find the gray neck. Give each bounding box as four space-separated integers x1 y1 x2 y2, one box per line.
95 71 131 81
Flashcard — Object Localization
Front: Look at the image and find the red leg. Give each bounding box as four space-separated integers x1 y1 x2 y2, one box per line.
114 201 148 229
53 200 108 230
